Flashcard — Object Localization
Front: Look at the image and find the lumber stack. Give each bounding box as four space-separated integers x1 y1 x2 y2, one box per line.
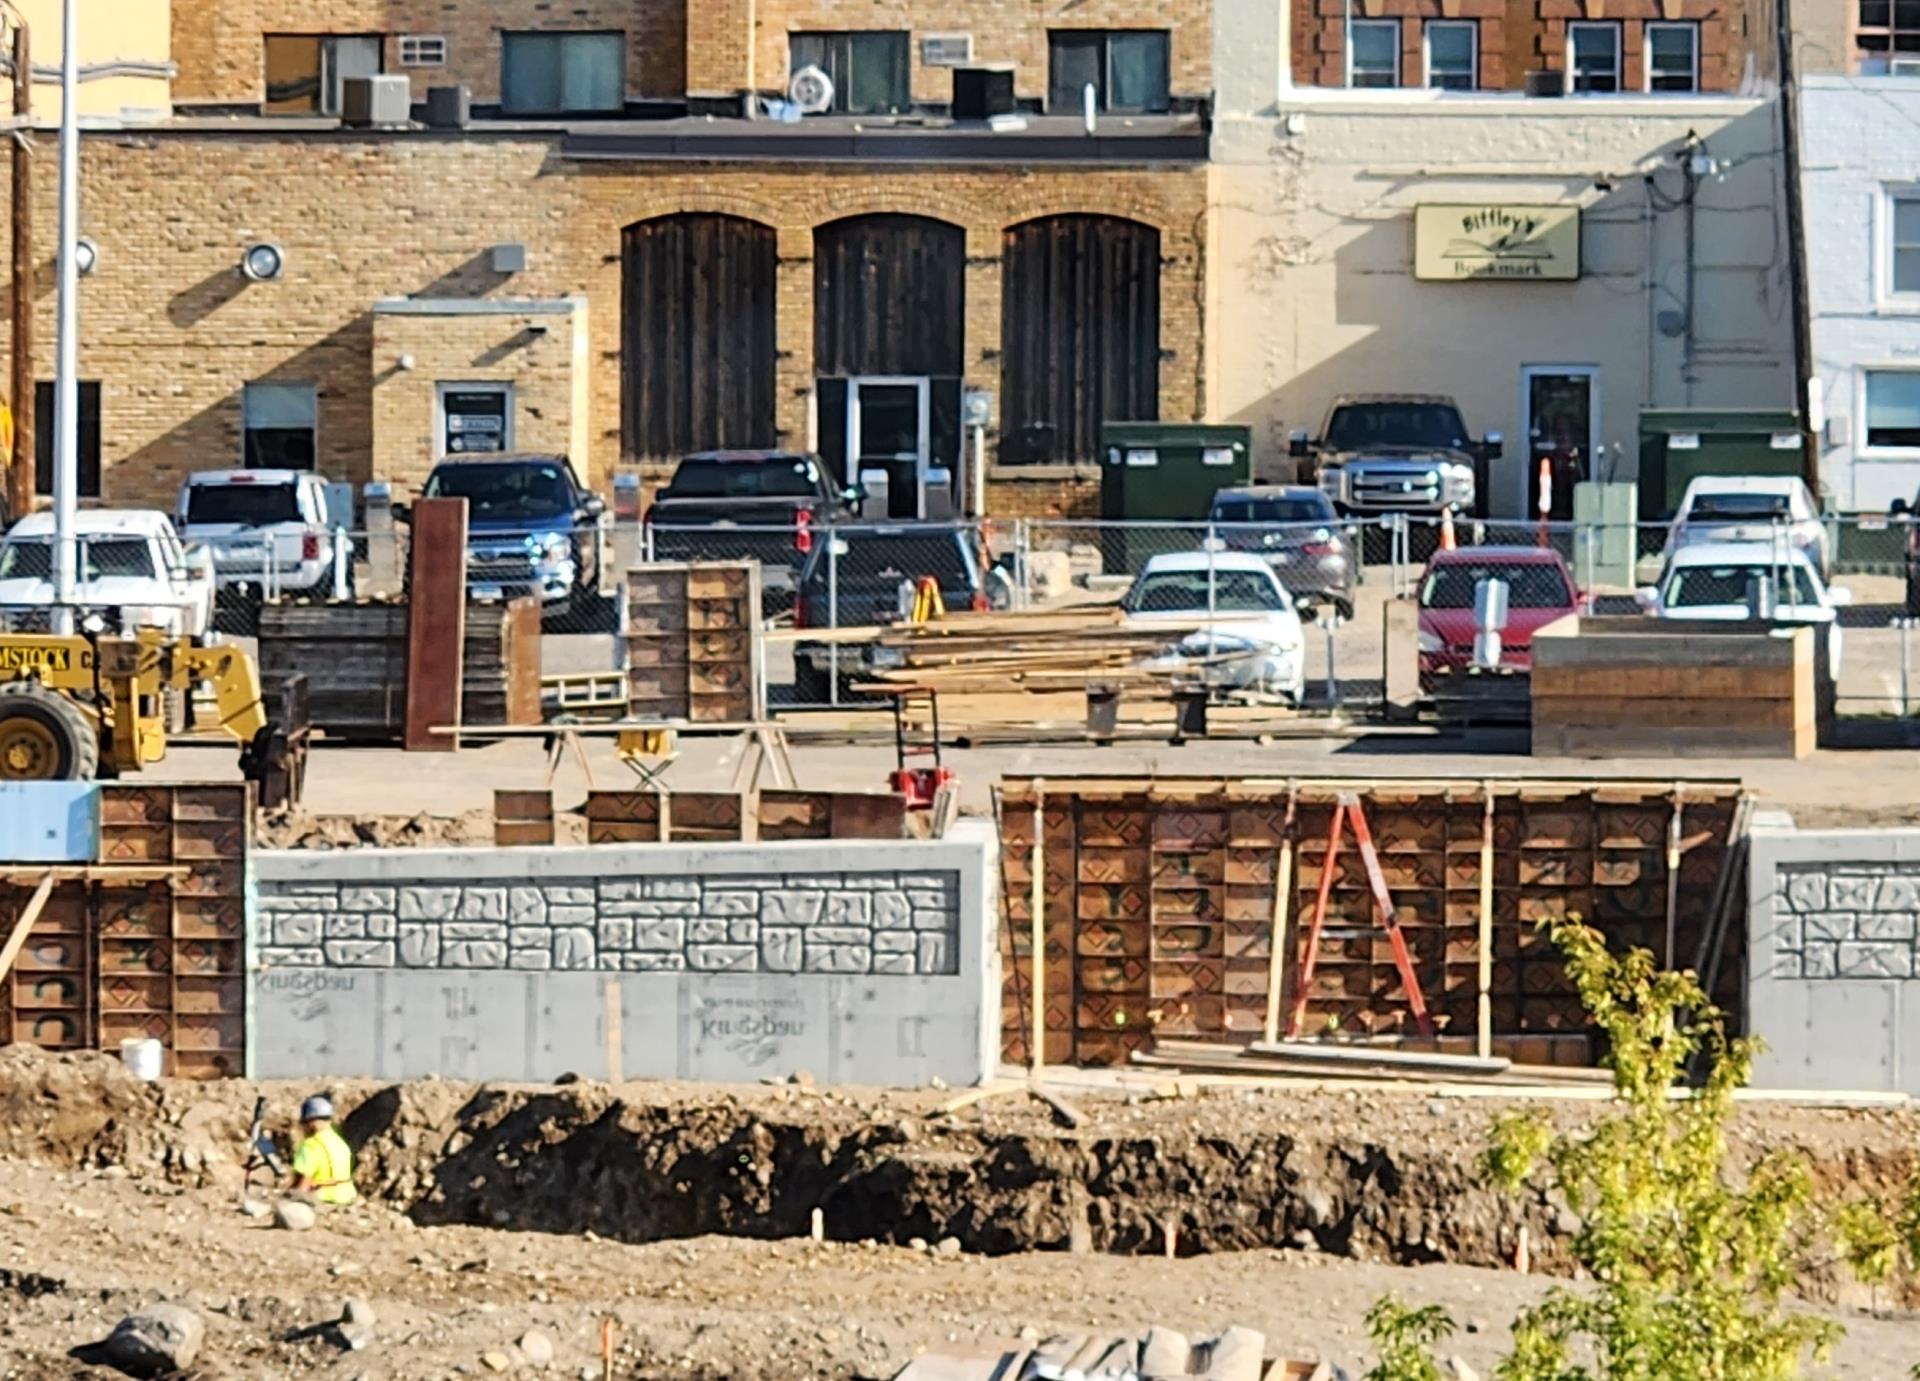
1531 615 1815 759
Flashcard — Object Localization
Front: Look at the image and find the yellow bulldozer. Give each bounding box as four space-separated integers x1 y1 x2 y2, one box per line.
0 626 278 783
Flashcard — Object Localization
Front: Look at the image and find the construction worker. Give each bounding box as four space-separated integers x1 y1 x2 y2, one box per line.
288 1094 357 1206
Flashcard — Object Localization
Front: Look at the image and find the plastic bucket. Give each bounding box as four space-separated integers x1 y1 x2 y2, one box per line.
119 1037 163 1082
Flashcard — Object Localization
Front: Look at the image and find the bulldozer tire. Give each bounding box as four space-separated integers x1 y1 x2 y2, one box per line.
0 683 99 781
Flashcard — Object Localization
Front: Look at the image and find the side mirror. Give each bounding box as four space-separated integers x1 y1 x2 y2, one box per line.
1288 430 1311 460
843 485 864 503
1893 498 1911 518
1294 595 1321 622
1828 585 1854 607
1483 431 1505 460
1634 586 1659 611
582 495 607 518
390 501 411 523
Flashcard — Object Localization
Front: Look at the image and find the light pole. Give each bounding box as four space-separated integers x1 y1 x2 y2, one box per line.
49 0 74 633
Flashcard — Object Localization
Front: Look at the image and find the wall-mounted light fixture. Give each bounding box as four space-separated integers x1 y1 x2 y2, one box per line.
241 242 285 281
74 237 98 276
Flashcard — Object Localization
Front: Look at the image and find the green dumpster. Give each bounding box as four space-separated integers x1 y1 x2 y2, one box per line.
1099 422 1252 575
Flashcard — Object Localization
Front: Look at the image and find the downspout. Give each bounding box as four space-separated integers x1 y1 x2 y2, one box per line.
1683 155 1697 406
1775 0 1819 495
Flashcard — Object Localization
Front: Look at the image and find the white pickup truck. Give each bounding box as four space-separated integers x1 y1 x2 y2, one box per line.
177 469 350 597
0 509 216 637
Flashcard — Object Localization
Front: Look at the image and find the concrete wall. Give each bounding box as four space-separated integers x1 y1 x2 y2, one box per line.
249 829 999 1087
1802 76 1920 511
1210 0 1794 514
1747 815 1920 1093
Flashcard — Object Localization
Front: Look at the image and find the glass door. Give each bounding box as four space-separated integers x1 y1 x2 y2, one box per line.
847 377 930 518
1523 368 1596 521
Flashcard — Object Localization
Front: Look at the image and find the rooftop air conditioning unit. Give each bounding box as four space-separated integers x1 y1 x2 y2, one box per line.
424 84 471 129
788 64 835 114
1892 58 1920 75
1523 69 1564 97
341 73 412 127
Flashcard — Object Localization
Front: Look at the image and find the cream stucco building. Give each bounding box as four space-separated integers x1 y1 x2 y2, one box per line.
1208 0 1795 518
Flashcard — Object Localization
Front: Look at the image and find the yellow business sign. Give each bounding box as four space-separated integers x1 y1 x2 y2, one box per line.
1415 204 1580 282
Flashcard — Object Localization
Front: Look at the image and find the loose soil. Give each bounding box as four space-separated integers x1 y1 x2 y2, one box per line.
1 1048 1917 1378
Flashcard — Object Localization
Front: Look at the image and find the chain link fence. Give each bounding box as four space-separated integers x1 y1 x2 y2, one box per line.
172 506 1920 721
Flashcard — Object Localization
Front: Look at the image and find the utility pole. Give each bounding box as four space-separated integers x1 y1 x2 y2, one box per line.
49 0 74 632
8 9 30 525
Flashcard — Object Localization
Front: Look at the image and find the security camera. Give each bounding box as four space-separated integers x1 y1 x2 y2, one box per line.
240 242 285 281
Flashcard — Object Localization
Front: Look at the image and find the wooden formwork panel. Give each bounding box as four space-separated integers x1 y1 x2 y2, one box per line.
0 784 248 1079
997 778 1746 1068
625 562 765 723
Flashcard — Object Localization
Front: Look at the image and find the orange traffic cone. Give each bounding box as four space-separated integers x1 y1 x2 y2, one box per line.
1439 506 1457 550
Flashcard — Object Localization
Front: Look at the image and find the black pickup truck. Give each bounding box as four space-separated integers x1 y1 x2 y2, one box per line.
646 451 856 609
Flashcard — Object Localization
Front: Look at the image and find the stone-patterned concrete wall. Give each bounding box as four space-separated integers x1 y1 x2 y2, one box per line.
1770 864 1920 980
247 834 996 1087
257 870 962 977
1747 818 1920 1094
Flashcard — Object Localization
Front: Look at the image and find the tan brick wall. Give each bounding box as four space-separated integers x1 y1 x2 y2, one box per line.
686 0 757 95
1291 0 1754 89
0 133 1205 518
171 0 686 107
369 304 588 492
756 0 1212 106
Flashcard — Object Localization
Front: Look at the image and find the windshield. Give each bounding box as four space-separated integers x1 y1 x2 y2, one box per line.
0 538 155 581
424 462 575 520
186 483 301 526
1664 563 1821 608
1210 495 1334 524
819 535 974 585
1420 562 1572 611
667 459 819 500
1686 492 1792 521
1324 403 1469 451
1128 569 1287 614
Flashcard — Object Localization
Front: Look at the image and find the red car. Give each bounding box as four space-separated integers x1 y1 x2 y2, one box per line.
1416 546 1582 677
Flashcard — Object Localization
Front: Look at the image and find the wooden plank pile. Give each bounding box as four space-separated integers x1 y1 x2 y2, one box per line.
256 597 542 742
627 561 766 723
892 1325 1347 1380
1531 615 1816 759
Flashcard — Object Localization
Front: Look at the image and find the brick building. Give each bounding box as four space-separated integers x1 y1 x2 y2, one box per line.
0 0 1211 517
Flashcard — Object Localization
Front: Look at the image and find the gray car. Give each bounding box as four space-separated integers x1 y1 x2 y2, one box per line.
1206 486 1355 617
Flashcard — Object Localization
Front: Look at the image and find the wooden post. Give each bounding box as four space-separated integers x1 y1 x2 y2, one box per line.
1664 786 1684 967
1029 780 1045 1074
1476 786 1494 1059
1261 788 1297 1044
7 14 31 523
402 497 468 751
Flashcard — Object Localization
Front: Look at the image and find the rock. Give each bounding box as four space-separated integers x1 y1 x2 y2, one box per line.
238 1197 269 1219
342 1296 377 1328
518 1329 555 1369
104 1304 205 1376
908 1236 928 1252
934 1236 962 1259
1444 1359 1481 1381
482 1350 515 1372
274 1199 317 1232
790 1069 816 1087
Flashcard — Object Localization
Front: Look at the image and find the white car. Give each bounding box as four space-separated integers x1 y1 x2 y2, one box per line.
178 469 349 598
1122 551 1308 703
1667 475 1828 576
0 509 216 638
1637 541 1851 679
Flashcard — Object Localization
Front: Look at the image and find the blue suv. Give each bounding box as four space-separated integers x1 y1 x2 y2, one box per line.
418 453 605 618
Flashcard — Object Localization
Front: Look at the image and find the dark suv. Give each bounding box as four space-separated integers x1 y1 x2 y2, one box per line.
418 453 604 620
790 525 990 702
1207 485 1355 617
646 451 855 609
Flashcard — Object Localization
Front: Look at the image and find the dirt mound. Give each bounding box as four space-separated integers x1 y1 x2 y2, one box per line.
256 808 494 850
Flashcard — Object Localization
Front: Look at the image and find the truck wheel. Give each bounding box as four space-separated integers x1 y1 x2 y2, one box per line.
0 683 99 781
793 660 832 705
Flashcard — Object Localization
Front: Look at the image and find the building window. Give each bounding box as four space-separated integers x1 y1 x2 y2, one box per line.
1047 31 1171 113
1425 21 1476 90
1348 21 1401 88
33 381 101 498
1645 22 1699 91
1567 22 1622 92
1858 0 1920 70
788 32 909 115
398 35 447 68
243 382 318 470
263 34 383 116
1865 370 1920 448
1888 192 1920 296
500 31 624 114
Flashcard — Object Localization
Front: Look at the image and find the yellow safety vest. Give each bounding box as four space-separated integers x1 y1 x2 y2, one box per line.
290 1125 357 1205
